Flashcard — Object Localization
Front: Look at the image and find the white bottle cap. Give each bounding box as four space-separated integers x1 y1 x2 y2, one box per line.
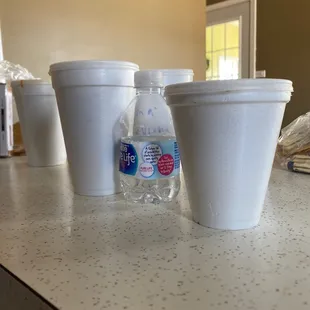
134 70 164 88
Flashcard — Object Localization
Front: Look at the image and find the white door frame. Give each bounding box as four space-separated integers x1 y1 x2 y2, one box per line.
206 0 257 78
0 24 3 61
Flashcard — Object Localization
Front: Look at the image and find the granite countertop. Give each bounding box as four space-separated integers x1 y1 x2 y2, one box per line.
1 157 310 310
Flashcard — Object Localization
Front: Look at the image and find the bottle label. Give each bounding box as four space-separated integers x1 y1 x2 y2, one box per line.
119 139 180 180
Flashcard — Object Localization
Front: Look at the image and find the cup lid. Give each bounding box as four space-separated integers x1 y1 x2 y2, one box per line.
165 79 293 97
49 60 139 72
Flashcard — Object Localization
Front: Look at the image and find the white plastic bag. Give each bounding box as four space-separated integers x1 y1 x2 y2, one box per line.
0 60 36 82
276 112 310 173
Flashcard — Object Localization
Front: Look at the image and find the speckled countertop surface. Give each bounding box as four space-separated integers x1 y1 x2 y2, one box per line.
1 158 310 310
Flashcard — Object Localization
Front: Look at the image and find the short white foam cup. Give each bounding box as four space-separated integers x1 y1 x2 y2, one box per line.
165 79 293 230
12 80 66 167
49 60 139 196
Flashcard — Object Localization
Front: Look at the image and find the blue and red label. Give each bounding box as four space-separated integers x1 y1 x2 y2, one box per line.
119 139 180 180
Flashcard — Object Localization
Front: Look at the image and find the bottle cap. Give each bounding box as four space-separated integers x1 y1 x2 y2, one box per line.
134 70 164 88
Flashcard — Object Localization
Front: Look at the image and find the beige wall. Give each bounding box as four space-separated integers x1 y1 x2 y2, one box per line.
0 0 206 81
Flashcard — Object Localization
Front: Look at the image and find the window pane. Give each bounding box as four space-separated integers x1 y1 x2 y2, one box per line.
219 51 239 80
212 50 225 80
225 48 240 79
226 48 239 59
206 20 241 80
225 20 239 49
206 27 212 53
212 23 225 51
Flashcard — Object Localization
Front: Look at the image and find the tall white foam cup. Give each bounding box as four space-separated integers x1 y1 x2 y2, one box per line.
49 60 139 196
12 80 66 167
151 69 194 96
159 69 194 87
165 79 293 230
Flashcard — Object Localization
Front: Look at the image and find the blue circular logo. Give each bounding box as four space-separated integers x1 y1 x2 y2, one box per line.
119 142 138 176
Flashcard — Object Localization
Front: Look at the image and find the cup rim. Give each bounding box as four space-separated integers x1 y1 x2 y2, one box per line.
165 79 293 97
49 60 139 73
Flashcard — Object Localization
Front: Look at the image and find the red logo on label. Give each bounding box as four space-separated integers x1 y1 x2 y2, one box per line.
158 154 174 176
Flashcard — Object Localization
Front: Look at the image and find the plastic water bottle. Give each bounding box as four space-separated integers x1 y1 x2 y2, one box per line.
119 70 180 203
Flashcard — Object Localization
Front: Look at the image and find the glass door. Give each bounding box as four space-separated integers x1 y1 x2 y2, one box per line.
206 0 256 80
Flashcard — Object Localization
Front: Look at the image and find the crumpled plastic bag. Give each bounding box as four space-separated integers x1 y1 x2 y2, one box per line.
275 112 310 173
0 60 36 82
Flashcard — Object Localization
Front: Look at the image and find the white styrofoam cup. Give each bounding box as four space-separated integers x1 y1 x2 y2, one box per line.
49 60 139 196
160 69 194 86
165 79 293 230
12 80 66 167
151 69 194 96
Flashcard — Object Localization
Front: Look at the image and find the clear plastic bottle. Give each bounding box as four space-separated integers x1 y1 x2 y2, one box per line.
119 71 180 204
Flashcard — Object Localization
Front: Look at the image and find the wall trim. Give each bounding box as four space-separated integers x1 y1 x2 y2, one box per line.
249 0 257 78
207 0 250 12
